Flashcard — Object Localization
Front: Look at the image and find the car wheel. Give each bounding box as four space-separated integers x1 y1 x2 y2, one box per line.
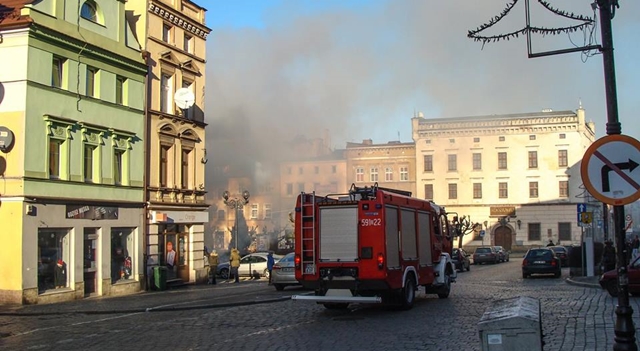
219 268 229 280
274 284 285 291
606 280 619 297
437 273 451 299
522 272 528 279
400 276 416 309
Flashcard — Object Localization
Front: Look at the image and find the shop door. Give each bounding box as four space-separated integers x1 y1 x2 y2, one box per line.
83 231 98 296
494 226 513 251
177 234 189 282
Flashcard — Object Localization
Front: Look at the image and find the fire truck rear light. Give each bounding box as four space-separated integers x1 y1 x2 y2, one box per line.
362 204 369 210
377 253 384 269
294 255 301 268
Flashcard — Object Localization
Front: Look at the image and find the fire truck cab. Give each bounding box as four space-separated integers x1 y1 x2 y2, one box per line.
292 183 457 310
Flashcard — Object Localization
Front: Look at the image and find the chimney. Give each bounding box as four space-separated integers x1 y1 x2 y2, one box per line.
362 139 373 145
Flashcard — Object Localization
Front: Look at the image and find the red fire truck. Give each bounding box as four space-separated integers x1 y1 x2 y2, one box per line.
291 183 457 310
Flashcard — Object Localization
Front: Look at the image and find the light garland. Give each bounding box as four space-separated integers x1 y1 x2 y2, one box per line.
468 0 595 44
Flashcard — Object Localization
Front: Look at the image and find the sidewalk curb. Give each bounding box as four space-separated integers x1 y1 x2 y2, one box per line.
565 277 601 289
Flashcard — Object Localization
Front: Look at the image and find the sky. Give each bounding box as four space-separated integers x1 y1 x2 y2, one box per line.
201 0 640 175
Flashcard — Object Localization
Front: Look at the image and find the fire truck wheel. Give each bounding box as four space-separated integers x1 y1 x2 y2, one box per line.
400 276 416 310
437 273 451 299
323 303 349 310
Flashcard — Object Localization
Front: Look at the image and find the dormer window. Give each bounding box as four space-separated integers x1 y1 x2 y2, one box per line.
80 0 98 22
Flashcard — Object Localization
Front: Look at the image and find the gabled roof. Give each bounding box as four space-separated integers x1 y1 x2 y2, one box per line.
0 0 34 29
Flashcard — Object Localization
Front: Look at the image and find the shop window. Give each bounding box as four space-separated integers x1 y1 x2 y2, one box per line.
111 228 134 284
38 229 70 293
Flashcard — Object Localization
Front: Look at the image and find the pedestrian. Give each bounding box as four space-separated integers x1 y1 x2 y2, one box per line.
632 235 640 262
267 251 275 285
601 240 616 272
546 239 554 247
208 250 219 285
229 248 241 283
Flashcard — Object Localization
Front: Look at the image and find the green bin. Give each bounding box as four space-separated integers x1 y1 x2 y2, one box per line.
153 266 167 291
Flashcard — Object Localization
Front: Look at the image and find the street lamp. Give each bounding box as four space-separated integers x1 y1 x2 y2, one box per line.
222 190 250 250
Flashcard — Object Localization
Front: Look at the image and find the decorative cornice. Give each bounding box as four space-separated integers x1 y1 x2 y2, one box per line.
149 3 210 40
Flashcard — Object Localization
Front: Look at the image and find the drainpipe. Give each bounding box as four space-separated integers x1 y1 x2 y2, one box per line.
141 49 151 290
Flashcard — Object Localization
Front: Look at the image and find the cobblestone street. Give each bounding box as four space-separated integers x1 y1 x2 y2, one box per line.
1 261 639 350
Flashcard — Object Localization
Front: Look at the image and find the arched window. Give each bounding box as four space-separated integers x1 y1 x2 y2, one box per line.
80 0 98 22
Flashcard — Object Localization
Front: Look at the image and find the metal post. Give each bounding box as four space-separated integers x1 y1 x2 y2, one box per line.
596 1 636 349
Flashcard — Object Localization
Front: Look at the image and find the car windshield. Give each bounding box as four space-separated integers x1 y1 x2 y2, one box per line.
476 248 491 253
527 250 553 259
551 247 566 253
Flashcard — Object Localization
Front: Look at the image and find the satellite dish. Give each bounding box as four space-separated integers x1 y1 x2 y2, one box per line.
174 88 195 109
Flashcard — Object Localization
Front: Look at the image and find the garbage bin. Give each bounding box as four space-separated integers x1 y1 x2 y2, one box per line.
153 266 167 291
478 296 542 351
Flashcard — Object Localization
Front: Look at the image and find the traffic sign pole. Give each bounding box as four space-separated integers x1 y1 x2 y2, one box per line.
596 1 636 349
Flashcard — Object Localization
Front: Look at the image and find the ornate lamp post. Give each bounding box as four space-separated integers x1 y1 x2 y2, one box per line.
222 190 250 250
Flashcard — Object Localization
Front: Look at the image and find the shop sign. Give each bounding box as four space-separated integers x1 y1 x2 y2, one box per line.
66 205 118 220
151 210 208 223
490 206 516 217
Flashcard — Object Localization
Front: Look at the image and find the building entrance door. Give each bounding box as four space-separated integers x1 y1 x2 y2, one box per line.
83 230 98 296
161 224 190 282
494 226 513 251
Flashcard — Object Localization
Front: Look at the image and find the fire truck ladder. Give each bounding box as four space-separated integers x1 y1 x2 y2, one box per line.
300 191 316 275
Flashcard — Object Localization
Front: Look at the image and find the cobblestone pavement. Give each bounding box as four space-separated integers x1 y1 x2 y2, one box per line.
0 262 639 350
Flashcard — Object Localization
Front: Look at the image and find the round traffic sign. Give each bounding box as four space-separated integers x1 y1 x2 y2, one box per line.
581 134 640 205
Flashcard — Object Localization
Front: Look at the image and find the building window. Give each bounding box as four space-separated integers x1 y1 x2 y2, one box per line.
160 73 172 113
498 152 507 170
529 135 536 140
52 56 64 88
528 223 541 241
559 133 566 139
86 66 97 97
80 0 98 22
558 150 568 167
297 182 304 193
49 139 62 179
425 139 431 144
559 180 569 198
160 145 170 187
115 76 126 105
498 182 508 198
38 229 70 293
162 24 171 43
111 228 134 284
558 222 572 241
250 204 259 219
424 155 433 172
264 204 272 219
298 167 303 175
424 184 433 200
473 137 480 143
448 154 457 171
356 167 364 182
183 34 193 53
528 151 538 169
529 182 539 198
314 166 319 174
472 153 482 170
84 144 95 182
400 166 408 181
287 167 292 175
448 183 457 200
181 148 191 189
332 165 337 173
370 167 378 182
385 167 393 181
499 136 505 142
114 149 124 185
473 183 482 199
449 139 455 144
286 183 293 196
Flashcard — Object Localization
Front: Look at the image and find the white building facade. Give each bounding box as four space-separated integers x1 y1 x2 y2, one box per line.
412 107 600 251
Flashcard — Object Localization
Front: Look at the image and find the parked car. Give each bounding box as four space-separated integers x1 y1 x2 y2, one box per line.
549 245 568 266
493 246 510 262
522 248 561 279
600 255 640 297
271 252 301 291
217 252 284 279
452 248 471 272
473 247 499 265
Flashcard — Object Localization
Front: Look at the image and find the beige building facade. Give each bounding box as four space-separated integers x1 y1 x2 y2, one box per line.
412 107 600 251
141 0 211 285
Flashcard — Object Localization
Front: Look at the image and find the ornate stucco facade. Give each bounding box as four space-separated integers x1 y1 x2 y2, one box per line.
141 0 211 285
412 107 601 250
0 0 147 304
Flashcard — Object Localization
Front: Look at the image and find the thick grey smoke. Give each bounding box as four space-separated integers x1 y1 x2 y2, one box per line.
205 0 640 181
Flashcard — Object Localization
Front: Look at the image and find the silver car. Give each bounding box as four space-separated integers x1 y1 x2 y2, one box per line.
271 252 299 291
217 252 283 279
